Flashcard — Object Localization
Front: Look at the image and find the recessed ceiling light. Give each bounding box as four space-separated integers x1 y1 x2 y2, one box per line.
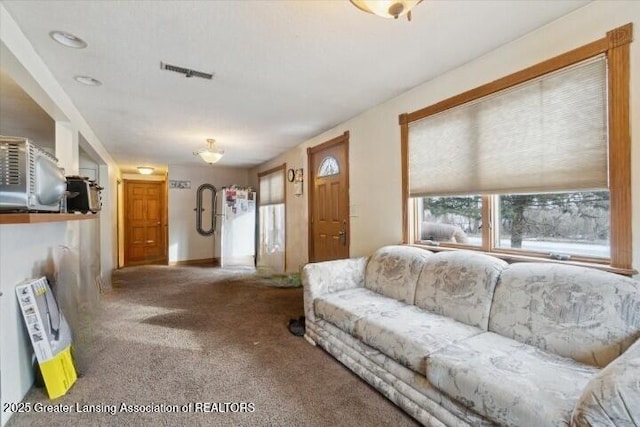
49 31 87 48
74 75 102 86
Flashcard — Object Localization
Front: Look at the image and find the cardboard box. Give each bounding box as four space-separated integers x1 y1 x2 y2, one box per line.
16 277 77 399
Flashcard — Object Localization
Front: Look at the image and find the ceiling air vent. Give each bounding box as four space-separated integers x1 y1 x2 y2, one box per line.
160 62 214 80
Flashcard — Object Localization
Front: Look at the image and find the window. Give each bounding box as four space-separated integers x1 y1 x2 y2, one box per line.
495 191 610 258
402 24 632 273
417 196 482 246
258 165 286 273
318 155 340 177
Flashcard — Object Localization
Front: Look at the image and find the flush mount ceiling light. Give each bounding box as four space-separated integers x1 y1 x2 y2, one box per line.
49 31 87 48
74 75 102 86
350 0 422 20
137 166 154 175
193 139 224 164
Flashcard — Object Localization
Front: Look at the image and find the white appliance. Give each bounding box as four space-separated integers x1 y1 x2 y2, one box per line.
215 187 256 267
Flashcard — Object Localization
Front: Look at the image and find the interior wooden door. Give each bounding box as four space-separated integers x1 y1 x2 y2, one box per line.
308 131 350 262
124 180 166 266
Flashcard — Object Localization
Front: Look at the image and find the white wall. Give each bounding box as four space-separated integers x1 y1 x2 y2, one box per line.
0 219 102 426
0 222 67 425
252 1 640 275
168 165 249 263
78 150 98 181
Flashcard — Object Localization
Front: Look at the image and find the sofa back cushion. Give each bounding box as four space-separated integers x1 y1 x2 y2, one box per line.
364 245 432 304
414 251 507 330
489 263 640 367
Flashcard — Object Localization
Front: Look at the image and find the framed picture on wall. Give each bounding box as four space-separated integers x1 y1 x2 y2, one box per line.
169 180 191 189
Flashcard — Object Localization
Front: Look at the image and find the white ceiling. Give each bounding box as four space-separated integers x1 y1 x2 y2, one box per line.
1 0 591 173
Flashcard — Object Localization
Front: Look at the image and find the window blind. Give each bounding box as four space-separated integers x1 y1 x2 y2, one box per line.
259 168 285 205
408 55 608 197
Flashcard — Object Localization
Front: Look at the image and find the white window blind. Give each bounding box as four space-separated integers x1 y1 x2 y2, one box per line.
259 169 285 206
408 55 608 197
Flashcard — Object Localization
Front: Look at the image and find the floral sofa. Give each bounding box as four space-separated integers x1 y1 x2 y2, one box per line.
302 245 640 426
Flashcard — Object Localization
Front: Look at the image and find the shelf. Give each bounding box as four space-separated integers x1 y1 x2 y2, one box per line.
0 213 99 225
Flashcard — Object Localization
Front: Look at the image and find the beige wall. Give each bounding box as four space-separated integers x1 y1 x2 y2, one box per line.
168 164 250 263
252 0 640 275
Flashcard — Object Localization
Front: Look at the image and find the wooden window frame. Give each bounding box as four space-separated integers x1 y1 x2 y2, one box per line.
400 24 633 275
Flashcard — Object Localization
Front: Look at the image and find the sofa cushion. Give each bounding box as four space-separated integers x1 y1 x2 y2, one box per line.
572 338 640 426
489 263 640 367
353 305 482 374
314 288 408 335
415 251 507 330
427 332 598 427
364 245 432 304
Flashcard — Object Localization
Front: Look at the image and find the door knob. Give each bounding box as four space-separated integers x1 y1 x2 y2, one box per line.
338 229 346 245
339 220 347 246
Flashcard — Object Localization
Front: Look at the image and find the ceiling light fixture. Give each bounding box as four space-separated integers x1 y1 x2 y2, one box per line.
349 0 422 21
49 31 87 48
137 166 154 175
74 75 102 86
194 139 224 164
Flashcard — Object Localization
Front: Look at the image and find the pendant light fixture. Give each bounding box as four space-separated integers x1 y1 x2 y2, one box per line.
349 0 422 21
194 139 224 164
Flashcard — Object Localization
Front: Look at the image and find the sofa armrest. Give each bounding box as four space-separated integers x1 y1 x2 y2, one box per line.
302 257 369 322
572 336 640 426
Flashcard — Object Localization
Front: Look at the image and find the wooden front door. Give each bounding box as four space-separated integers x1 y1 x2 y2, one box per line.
308 131 350 262
124 180 166 266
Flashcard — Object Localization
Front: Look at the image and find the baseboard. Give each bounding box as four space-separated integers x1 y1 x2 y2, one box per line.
123 258 168 268
169 257 220 266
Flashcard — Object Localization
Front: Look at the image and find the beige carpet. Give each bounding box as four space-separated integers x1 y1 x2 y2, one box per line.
7 265 417 426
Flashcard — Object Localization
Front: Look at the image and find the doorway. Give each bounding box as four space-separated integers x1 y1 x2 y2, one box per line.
308 131 350 262
123 180 167 266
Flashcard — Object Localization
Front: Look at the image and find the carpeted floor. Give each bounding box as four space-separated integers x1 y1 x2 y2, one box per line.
7 265 417 427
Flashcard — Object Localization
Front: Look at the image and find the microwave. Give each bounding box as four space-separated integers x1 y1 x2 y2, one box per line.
0 136 67 212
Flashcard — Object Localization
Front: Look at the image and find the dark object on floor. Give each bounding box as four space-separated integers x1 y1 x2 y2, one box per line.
288 315 305 337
